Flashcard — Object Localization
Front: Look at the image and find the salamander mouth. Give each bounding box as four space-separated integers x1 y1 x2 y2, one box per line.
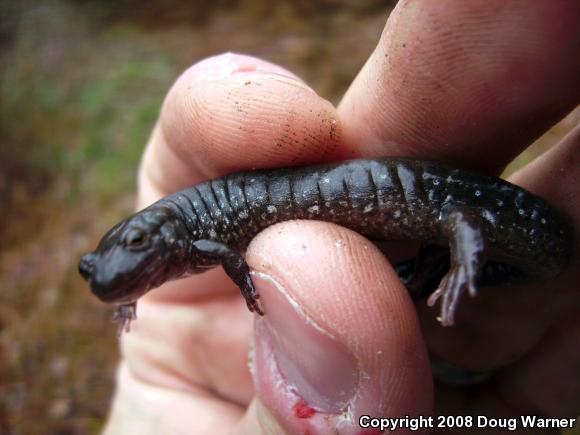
90 258 169 304
91 280 145 303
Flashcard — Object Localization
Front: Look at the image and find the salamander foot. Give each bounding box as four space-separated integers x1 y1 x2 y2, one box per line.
432 206 487 326
112 302 137 336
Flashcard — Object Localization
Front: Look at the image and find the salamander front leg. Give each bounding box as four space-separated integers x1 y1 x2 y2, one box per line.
192 240 264 315
112 302 137 336
429 207 487 326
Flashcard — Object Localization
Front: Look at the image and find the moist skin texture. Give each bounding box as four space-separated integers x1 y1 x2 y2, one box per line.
78 157 569 333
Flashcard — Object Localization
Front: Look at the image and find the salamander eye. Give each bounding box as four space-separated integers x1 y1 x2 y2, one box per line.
123 228 149 250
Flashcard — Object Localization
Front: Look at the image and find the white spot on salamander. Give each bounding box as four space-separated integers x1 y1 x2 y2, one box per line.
394 210 401 218
363 204 374 213
307 205 320 213
474 190 481 197
541 218 546 224
267 205 277 214
209 229 217 239
481 209 496 226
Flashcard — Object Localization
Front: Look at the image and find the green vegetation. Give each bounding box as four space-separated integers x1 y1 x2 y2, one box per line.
1 22 173 207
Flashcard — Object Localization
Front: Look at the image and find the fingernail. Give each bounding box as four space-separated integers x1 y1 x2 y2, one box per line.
191 52 303 82
253 272 358 413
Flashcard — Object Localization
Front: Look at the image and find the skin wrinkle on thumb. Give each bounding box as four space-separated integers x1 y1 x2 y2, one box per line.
251 271 337 340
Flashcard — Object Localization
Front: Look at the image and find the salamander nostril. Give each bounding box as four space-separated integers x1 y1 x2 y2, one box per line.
78 253 95 280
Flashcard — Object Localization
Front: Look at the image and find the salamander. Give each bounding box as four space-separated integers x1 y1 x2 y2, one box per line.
78 158 569 333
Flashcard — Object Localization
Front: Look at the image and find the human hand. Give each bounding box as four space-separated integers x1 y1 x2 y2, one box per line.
104 1 580 434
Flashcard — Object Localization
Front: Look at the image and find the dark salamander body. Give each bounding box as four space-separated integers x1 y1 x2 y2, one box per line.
79 158 569 332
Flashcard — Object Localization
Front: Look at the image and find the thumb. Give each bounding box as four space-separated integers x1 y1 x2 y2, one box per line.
238 221 432 434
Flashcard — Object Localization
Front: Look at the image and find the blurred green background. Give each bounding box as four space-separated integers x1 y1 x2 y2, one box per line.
0 1 577 434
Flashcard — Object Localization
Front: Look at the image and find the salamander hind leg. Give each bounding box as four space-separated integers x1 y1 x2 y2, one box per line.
192 240 264 315
429 206 487 326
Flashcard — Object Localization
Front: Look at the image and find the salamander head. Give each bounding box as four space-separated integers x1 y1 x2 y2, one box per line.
79 205 188 304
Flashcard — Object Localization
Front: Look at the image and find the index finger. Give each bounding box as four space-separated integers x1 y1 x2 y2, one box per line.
338 0 580 173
